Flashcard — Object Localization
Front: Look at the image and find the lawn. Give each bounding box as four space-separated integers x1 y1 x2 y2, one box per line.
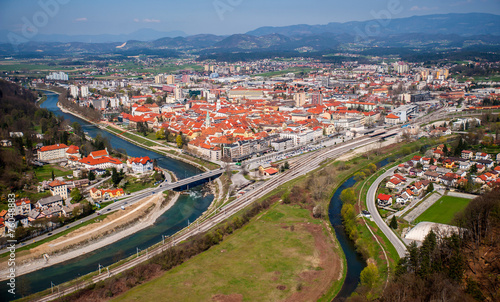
414 195 472 225
123 176 155 193
33 164 73 182
112 204 342 302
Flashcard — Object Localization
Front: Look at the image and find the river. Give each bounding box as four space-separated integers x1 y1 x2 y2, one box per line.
328 158 389 301
0 91 213 300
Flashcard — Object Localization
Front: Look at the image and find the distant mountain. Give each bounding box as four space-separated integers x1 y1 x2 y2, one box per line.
0 28 186 44
1 13 500 58
246 13 500 37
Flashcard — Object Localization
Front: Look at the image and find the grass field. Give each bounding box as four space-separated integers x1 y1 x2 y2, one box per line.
414 195 472 225
112 204 342 302
33 164 73 182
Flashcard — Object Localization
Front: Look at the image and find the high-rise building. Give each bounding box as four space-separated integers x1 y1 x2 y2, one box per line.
166 75 175 84
80 86 89 98
294 92 306 107
311 93 323 105
174 86 183 100
155 74 165 84
46 71 68 81
69 85 79 98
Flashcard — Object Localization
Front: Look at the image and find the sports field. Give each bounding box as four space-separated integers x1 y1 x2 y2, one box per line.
414 195 472 225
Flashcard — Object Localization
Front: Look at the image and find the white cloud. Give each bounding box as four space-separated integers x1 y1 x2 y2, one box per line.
133 18 140 22
74 17 88 22
143 18 160 23
410 6 438 11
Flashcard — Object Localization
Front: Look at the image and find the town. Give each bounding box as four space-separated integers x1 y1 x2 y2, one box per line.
0 6 499 302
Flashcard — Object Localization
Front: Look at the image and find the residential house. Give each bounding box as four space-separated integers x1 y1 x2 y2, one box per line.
476 159 494 169
424 171 439 182
36 195 64 209
377 194 393 207
433 149 444 159
386 177 401 189
14 198 31 216
461 150 473 159
459 161 471 171
440 173 456 187
128 156 154 174
443 159 455 169
475 152 490 161
101 188 124 200
48 179 68 199
90 188 102 200
475 174 488 184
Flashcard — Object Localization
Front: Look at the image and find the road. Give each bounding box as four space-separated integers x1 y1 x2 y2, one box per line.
32 105 458 300
0 169 223 255
33 128 402 302
366 166 408 258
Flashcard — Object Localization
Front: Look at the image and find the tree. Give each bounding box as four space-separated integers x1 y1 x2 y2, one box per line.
354 171 366 181
390 215 398 229
284 161 290 170
156 128 165 140
70 188 83 203
111 168 122 186
88 170 95 181
470 164 477 174
360 262 379 288
427 182 434 194
51 170 55 181
340 188 356 204
176 134 184 148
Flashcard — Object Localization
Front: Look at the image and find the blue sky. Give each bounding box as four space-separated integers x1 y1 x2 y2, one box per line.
0 0 499 36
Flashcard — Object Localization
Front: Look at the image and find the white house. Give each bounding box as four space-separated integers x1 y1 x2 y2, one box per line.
128 156 154 174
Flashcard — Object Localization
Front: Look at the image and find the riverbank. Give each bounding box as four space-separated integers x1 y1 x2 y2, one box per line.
0 191 180 281
57 101 228 214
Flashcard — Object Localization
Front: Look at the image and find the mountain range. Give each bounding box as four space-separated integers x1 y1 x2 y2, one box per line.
1 13 499 58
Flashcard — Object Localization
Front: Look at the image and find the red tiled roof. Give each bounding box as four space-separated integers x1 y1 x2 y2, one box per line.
66 145 79 154
49 179 66 187
377 194 392 201
90 149 108 158
39 144 68 152
264 168 278 175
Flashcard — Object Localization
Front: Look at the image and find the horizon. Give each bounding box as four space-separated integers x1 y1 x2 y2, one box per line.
1 0 499 39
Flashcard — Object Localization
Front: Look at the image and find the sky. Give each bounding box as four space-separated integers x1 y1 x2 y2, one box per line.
0 0 499 37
